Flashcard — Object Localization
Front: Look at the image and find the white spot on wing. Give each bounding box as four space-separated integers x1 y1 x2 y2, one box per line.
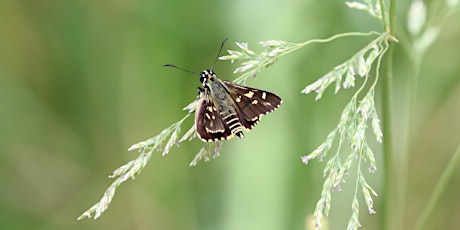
244 91 254 98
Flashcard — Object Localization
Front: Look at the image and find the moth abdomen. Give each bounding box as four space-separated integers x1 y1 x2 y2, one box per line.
222 112 244 138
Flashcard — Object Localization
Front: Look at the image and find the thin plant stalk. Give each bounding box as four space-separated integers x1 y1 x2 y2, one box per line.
381 43 394 230
415 143 460 230
381 0 396 229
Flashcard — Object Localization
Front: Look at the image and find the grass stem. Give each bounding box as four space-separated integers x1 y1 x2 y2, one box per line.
381 0 396 229
415 143 460 230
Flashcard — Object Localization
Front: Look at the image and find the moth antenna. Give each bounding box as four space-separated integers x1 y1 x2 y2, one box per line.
209 37 229 70
163 64 199 75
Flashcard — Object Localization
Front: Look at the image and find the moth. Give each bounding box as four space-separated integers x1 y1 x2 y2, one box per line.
194 69 282 142
165 39 282 142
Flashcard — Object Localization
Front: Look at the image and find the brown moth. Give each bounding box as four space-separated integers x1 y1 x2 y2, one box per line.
194 70 282 142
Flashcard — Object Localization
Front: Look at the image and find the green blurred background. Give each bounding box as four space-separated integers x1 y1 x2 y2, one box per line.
1 0 460 229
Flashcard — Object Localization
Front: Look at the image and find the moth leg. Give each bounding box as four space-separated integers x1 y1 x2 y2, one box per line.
197 87 208 99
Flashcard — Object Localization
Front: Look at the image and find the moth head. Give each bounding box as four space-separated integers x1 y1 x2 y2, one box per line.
199 70 216 84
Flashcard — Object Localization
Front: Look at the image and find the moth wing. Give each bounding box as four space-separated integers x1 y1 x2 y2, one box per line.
224 81 282 130
195 95 234 142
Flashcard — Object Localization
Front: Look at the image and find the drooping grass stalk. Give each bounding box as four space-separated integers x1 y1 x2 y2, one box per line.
301 32 391 229
228 31 382 85
415 143 460 230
